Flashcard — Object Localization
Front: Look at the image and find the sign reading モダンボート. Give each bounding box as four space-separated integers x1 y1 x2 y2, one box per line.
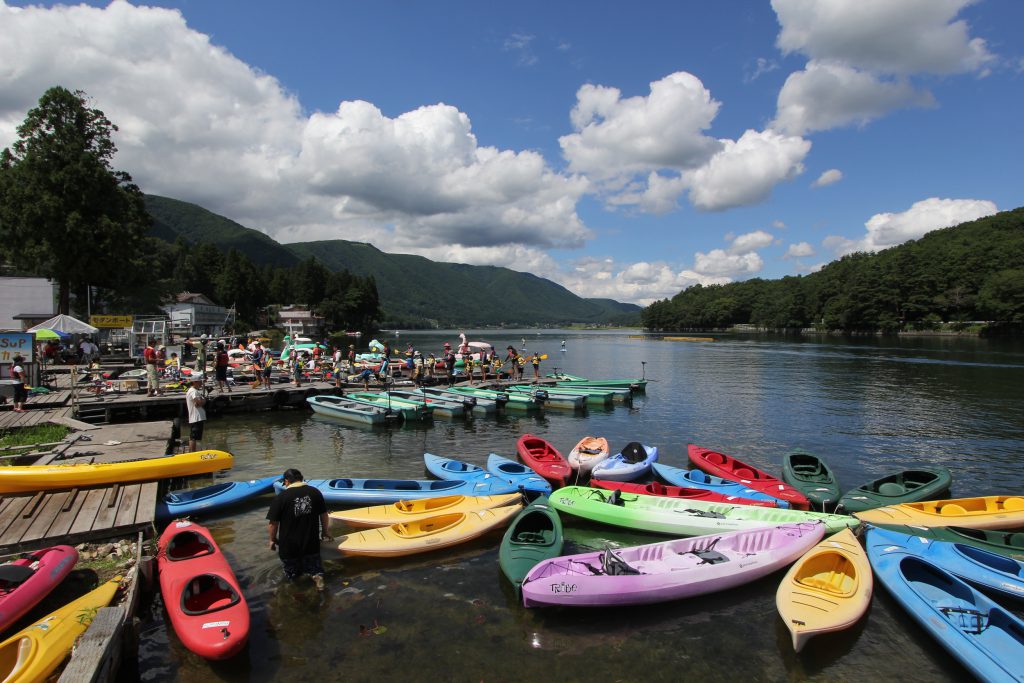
90 315 134 328
0 333 33 363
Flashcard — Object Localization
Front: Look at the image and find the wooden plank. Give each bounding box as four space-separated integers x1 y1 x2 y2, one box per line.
48 414 100 431
68 488 107 536
47 486 89 538
90 487 123 531
105 484 122 508
134 482 158 525
21 491 45 519
22 491 71 542
62 489 79 512
113 484 141 528
0 495 43 547
56 605 127 683
0 495 32 542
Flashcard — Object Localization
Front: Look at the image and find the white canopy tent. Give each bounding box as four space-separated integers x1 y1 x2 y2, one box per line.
27 313 98 335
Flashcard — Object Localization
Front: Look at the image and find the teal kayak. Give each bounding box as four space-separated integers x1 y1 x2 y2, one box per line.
499 496 564 591
446 386 541 411
781 450 842 510
548 486 858 537
838 467 952 513
342 393 433 422
513 384 617 406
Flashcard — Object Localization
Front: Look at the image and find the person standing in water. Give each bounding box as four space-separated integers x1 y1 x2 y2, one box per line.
267 468 330 591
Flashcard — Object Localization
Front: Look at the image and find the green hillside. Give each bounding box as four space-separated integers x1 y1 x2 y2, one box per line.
144 195 641 326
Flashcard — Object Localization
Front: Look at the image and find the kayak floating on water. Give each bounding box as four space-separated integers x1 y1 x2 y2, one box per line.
486 454 552 497
853 495 1024 530
156 476 279 520
499 496 564 591
688 444 810 510
781 450 842 510
517 434 572 488
0 545 78 634
652 462 787 507
837 466 952 513
590 442 658 482
328 493 523 530
567 436 610 475
273 476 520 505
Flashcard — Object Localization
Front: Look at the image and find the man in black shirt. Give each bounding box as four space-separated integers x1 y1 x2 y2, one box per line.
267 468 331 590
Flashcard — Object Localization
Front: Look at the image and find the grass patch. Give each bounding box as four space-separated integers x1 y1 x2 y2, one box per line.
0 423 71 458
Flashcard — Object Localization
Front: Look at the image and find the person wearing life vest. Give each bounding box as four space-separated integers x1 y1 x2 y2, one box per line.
531 352 542 380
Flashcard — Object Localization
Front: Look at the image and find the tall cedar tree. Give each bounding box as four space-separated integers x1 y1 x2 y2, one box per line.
0 87 150 313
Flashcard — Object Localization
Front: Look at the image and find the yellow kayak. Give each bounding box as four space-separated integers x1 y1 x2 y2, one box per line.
854 495 1024 530
776 529 872 653
328 493 522 531
337 505 522 557
0 577 121 682
0 450 234 493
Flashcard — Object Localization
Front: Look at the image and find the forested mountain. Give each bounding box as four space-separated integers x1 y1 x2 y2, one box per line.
144 195 641 327
643 208 1024 332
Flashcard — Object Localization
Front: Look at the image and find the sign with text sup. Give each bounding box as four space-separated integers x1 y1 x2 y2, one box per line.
0 333 33 363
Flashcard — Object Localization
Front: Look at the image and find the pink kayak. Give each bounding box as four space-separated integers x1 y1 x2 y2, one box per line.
521 521 824 607
0 545 79 632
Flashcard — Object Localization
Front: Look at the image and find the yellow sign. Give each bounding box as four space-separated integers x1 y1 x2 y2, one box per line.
90 315 134 328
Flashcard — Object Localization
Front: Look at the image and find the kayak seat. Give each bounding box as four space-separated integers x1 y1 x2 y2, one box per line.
705 451 726 465
877 482 906 497
1002 497 1024 511
515 531 550 544
733 468 755 479
181 574 240 615
0 563 35 586
167 532 215 561
939 503 967 516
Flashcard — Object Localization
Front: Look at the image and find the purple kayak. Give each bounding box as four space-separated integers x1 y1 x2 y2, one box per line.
521 521 825 608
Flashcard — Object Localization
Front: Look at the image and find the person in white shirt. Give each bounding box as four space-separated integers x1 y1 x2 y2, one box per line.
185 374 207 451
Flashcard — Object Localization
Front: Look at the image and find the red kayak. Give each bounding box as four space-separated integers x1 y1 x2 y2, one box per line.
158 520 249 660
688 444 810 510
589 479 781 507
0 545 78 633
517 434 572 488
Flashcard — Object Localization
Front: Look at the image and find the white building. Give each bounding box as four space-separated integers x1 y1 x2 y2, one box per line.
0 277 58 330
278 306 324 338
162 292 234 337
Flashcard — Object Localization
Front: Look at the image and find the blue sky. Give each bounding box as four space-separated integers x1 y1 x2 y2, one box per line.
2 1 1021 305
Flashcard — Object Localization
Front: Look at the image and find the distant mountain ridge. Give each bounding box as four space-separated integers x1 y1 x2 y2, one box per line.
143 194 641 326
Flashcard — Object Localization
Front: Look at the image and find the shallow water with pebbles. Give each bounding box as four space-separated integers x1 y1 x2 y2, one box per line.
135 330 1024 682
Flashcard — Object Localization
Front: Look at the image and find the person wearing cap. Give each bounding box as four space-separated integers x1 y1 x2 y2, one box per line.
267 468 330 591
185 374 207 451
143 339 163 397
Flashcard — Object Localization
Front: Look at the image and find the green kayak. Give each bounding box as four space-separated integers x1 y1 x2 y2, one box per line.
872 524 1024 562
512 384 619 406
548 486 858 537
446 386 542 411
499 496 564 591
781 450 842 510
341 393 433 421
838 466 952 513
547 372 647 392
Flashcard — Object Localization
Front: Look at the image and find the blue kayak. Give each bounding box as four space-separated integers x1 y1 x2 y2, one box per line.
272 476 519 505
590 442 658 482
652 462 790 508
486 453 552 497
156 476 279 520
868 539 1024 682
423 453 512 486
867 527 1024 604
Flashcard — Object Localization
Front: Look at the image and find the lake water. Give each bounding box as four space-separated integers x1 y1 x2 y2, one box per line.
134 330 1024 682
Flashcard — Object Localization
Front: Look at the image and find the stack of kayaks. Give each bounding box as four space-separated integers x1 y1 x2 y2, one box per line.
328 493 522 531
866 529 1024 682
589 479 779 507
853 495 1024 529
776 528 872 652
652 462 787 507
0 449 234 493
590 442 658 482
517 434 572 488
688 444 810 510
499 496 564 591
548 486 858 537
273 476 519 505
0 577 121 681
158 519 249 660
837 467 952 513
336 505 522 557
156 476 279 520
567 436 610 475
781 451 842 510
0 545 78 633
307 395 388 425
486 454 553 497
521 522 825 607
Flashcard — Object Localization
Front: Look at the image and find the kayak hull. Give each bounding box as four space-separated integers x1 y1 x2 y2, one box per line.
156 476 279 520
499 496 564 590
838 467 952 513
854 495 1024 529
337 505 522 557
517 434 572 488
485 454 553 497
590 479 779 507
0 545 79 634
274 476 519 505
653 462 788 507
590 443 658 482
781 451 842 510
567 436 610 474
328 493 523 530
688 444 810 510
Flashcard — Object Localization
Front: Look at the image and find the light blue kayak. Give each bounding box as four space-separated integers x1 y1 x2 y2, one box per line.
867 527 1024 604
156 476 279 520
273 476 519 505
486 453 552 497
590 443 658 482
424 453 515 487
652 462 790 508
868 539 1024 683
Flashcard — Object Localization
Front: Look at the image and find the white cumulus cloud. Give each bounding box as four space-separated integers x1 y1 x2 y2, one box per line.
785 241 815 258
811 168 843 188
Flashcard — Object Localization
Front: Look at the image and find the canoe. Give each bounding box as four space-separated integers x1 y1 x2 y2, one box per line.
272 476 520 505
0 576 120 682
156 476 279 520
485 454 552 497
866 526 1024 604
652 462 789 507
447 386 541 411
0 449 234 493
776 528 872 652
499 496 564 590
307 395 388 424
688 444 810 510
589 479 780 508
336 505 522 557
549 486 859 537
517 434 573 488
590 443 658 482
567 436 610 475
513 384 617 406
837 467 953 513
503 385 586 410
867 548 1024 682
328 493 523 530
781 451 842 510
389 390 466 418
0 545 78 634
419 387 502 413
853 495 1024 530
547 373 647 392
158 519 249 660
521 522 824 608
343 392 433 422
872 525 1024 562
